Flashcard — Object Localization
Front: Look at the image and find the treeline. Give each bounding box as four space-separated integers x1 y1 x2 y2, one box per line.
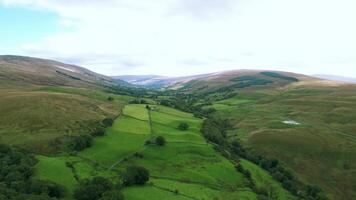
201 118 327 200
0 144 65 199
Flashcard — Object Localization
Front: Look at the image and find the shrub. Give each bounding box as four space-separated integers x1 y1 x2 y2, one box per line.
178 122 189 131
91 127 106 137
102 118 114 127
155 136 166 146
122 166 149 186
107 96 114 101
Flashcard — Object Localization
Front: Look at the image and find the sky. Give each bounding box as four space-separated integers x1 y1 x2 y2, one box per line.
0 0 355 77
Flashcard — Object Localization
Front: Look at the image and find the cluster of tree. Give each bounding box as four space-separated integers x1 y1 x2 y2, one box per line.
68 135 93 151
155 136 166 146
122 166 150 186
129 99 147 104
177 122 189 131
145 136 166 146
201 117 232 145
0 144 65 199
74 177 124 200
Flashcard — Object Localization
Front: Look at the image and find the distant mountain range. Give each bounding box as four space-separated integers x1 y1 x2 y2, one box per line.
113 73 217 89
313 74 356 83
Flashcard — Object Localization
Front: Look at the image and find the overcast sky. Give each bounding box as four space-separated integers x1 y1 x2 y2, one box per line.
0 0 355 77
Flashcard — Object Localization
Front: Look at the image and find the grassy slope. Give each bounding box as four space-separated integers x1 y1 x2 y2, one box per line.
204 83 356 200
34 104 259 199
0 56 132 154
0 87 130 154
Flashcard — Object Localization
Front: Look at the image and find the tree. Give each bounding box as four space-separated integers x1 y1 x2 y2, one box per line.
155 136 166 146
178 122 189 131
122 166 149 186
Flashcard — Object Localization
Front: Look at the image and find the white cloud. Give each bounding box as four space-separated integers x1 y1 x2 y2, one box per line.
1 0 356 77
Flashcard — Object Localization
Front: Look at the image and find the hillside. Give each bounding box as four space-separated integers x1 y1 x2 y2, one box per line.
171 70 356 199
0 56 132 153
0 55 127 89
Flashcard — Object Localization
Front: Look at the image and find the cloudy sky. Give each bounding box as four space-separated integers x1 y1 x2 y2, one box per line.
0 0 355 77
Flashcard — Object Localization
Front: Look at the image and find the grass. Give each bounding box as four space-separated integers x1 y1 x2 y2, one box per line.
33 103 299 199
120 105 254 199
34 155 78 195
0 86 129 154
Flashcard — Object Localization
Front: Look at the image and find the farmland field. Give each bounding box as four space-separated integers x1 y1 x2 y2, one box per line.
33 104 269 199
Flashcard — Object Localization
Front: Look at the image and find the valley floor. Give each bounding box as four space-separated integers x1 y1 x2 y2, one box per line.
35 104 288 199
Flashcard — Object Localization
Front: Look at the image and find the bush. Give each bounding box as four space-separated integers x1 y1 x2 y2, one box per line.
91 127 106 137
102 118 114 127
69 135 93 151
134 152 144 158
178 122 189 131
122 166 149 186
107 96 114 101
155 136 166 146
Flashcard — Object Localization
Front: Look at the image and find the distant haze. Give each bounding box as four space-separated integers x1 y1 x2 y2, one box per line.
0 0 355 77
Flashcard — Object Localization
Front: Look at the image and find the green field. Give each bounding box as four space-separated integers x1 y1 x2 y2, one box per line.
33 104 264 199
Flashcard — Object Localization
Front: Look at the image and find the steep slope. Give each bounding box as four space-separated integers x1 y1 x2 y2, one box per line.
0 55 132 154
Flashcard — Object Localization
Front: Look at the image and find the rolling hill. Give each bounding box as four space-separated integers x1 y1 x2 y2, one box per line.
0 55 127 89
2 56 356 199
0 55 132 153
